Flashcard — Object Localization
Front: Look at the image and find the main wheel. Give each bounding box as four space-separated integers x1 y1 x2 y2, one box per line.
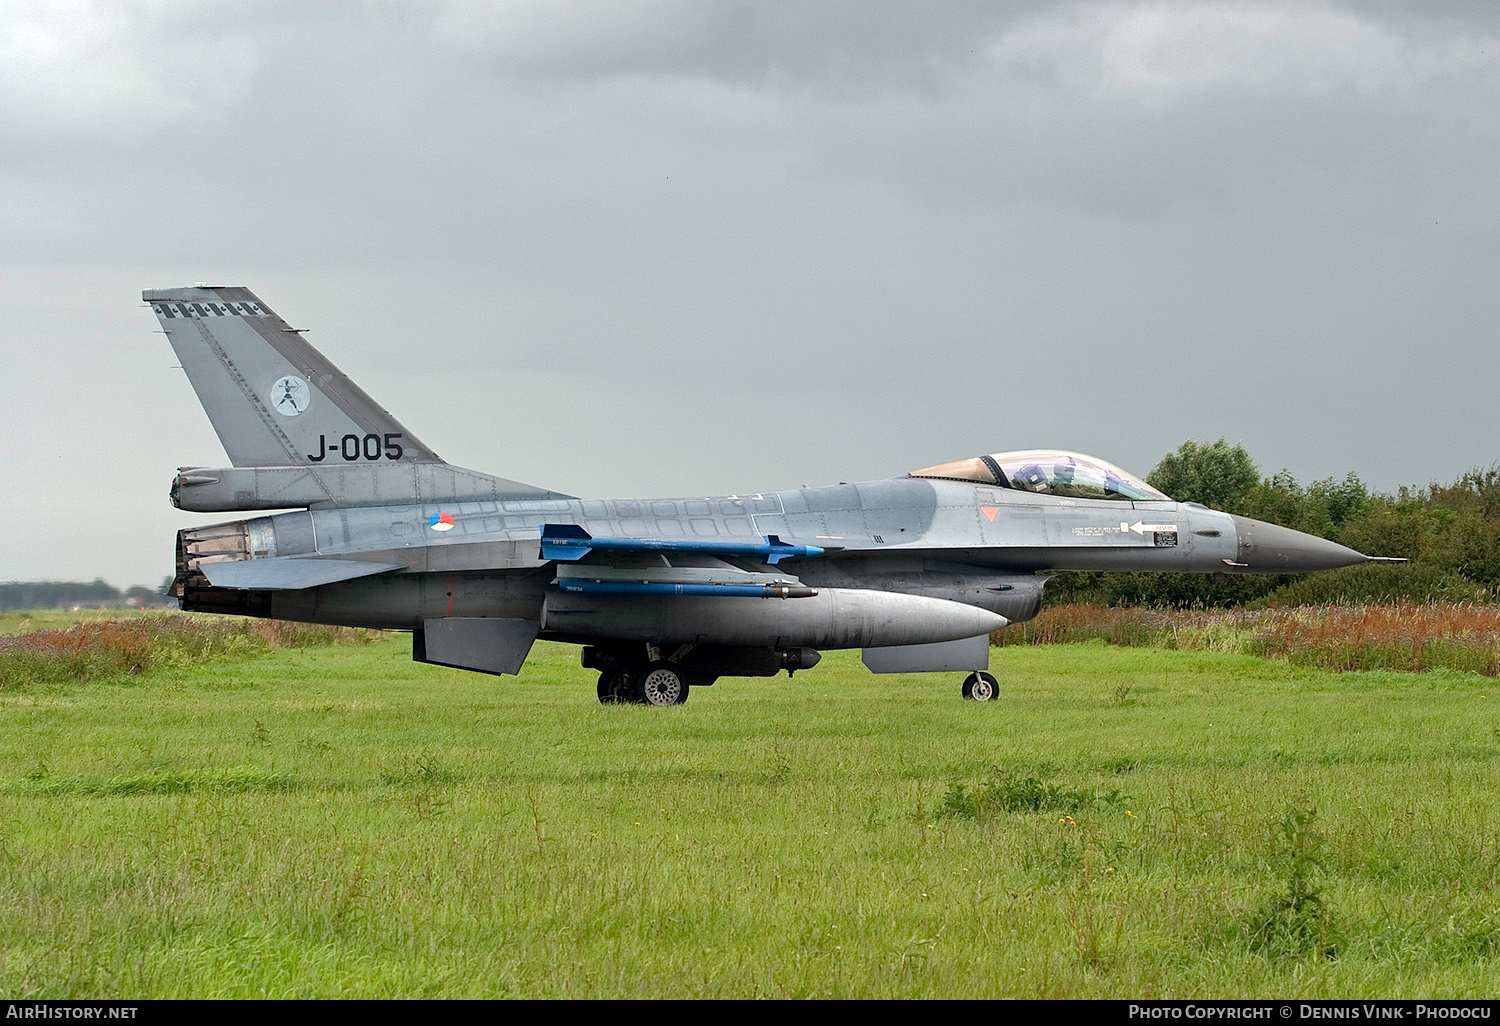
962 671 998 702
636 662 689 706
597 672 614 703
597 670 633 704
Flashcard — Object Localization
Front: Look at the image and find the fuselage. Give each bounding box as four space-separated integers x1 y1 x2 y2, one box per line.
173 474 1323 636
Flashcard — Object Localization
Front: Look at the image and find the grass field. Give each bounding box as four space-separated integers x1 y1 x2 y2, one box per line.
1 608 163 635
1 619 1497 998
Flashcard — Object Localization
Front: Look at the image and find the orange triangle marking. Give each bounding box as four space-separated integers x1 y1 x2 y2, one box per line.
980 506 999 522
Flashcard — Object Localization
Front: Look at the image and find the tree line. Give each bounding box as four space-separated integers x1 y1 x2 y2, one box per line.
0 578 175 612
1048 438 1499 607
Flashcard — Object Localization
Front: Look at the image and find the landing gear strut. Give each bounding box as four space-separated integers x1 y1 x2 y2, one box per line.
962 671 998 702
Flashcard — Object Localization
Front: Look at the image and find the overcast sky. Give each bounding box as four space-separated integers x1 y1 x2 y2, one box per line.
3 0 1496 590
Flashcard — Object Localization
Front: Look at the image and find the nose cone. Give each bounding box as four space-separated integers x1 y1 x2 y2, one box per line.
1228 515 1372 573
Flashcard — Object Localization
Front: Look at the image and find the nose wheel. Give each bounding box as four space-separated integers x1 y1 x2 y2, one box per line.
961 671 998 701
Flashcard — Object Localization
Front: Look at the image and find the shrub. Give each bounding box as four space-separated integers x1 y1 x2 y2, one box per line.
1247 801 1341 961
936 768 1120 820
994 603 1500 676
1249 562 1485 608
0 615 376 690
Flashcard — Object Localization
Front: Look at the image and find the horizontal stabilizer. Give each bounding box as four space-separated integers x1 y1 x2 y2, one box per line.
540 523 824 564
171 462 572 512
200 556 404 590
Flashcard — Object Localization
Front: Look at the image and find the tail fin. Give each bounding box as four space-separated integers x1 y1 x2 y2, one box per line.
144 286 442 467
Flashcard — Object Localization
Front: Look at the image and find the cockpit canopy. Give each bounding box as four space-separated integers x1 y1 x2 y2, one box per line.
909 450 1169 502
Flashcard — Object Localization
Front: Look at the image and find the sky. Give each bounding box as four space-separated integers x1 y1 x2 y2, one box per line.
2 0 1497 591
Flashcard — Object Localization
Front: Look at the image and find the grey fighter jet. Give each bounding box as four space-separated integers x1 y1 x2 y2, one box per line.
147 286 1390 705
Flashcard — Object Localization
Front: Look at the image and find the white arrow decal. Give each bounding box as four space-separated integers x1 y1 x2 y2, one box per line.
1125 521 1178 535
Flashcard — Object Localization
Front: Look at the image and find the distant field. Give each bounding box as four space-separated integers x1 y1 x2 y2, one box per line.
0 608 162 635
1 623 1496 998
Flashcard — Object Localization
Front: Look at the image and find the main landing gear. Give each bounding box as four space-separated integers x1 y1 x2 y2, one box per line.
596 664 690 705
596 669 635 704
961 671 998 702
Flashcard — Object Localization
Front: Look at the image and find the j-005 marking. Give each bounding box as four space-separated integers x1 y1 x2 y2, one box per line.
307 433 405 462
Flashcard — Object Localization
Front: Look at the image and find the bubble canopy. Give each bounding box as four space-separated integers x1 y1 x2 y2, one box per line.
909 450 1169 502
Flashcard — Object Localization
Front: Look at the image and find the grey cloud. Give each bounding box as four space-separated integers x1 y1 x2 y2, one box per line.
427 0 1019 88
0 1 260 157
1 0 1495 589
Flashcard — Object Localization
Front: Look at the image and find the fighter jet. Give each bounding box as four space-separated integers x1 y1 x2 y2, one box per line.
147 286 1390 704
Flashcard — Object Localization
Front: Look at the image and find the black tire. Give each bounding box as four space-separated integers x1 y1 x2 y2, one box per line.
636 662 689 706
962 671 998 702
597 670 633 704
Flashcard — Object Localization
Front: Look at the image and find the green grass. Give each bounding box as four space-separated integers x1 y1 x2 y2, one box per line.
1 635 1497 998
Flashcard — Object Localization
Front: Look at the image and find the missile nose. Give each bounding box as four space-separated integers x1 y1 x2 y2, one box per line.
1227 515 1372 573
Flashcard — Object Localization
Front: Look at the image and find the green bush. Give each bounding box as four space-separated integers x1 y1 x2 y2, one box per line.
1248 562 1485 608
936 768 1121 820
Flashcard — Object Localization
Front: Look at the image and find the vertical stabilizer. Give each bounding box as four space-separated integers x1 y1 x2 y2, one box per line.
144 286 443 468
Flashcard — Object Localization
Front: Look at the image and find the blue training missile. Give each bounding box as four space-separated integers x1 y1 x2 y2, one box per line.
540 523 825 564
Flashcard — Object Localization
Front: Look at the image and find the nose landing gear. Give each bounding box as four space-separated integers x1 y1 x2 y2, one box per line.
961 671 998 701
